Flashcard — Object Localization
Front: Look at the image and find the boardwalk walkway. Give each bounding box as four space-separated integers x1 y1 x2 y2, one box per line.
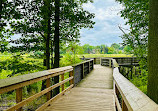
44 65 115 111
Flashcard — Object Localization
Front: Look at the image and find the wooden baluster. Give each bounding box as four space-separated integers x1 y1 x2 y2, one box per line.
61 74 64 91
94 58 96 64
109 59 111 67
69 71 73 85
92 60 94 69
131 66 133 79
16 88 22 111
46 78 51 101
122 99 128 111
83 63 85 78
115 85 119 97
89 61 91 72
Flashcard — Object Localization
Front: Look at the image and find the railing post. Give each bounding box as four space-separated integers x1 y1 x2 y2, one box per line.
89 61 91 72
61 74 64 91
115 84 119 97
92 59 94 69
109 59 111 67
46 78 51 101
82 63 85 78
69 71 73 85
94 58 96 64
122 99 128 111
16 88 22 111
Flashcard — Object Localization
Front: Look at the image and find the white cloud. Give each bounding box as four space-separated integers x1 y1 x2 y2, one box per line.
80 0 129 46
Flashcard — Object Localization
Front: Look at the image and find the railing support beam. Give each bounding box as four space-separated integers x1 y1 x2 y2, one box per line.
16 88 22 111
61 74 64 91
46 78 51 101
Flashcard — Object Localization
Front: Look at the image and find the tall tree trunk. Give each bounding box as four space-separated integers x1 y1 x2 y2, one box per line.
53 0 60 96
148 0 158 103
51 40 54 69
42 0 51 90
46 0 51 70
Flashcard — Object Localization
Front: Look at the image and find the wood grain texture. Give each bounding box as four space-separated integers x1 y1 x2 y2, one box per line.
0 66 73 88
44 65 115 111
0 66 73 94
78 65 113 89
113 67 158 111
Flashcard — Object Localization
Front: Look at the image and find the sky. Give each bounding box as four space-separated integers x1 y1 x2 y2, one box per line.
80 0 129 46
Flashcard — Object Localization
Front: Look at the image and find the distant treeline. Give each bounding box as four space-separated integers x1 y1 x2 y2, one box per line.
60 43 132 54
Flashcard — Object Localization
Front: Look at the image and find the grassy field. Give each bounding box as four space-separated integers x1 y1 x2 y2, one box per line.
78 54 133 58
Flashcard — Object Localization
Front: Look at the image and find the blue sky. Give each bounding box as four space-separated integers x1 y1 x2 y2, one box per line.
80 0 129 46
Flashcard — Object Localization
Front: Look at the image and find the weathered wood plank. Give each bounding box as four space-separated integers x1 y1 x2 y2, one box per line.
0 68 73 94
0 66 73 89
36 84 74 111
113 67 158 111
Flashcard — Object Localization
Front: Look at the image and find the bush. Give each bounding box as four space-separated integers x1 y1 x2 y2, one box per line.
60 53 82 67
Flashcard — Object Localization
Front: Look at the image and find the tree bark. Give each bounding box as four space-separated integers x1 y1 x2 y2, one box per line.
46 0 51 70
42 0 51 90
148 0 158 103
53 0 60 96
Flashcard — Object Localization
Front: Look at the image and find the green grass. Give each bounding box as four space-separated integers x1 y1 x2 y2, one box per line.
78 54 133 58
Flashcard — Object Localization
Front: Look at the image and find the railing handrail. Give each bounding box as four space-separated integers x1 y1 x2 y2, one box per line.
0 59 94 111
0 66 73 90
0 66 74 111
72 59 93 67
112 59 158 111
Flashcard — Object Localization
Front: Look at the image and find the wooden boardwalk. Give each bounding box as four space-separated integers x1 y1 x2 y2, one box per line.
44 65 115 111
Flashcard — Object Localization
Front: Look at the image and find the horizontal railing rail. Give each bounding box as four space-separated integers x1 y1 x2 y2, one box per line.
84 57 139 65
112 59 158 111
0 66 74 111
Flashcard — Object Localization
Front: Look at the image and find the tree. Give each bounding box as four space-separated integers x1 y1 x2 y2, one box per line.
148 0 158 103
116 0 148 68
116 0 158 103
9 0 95 94
123 45 132 54
0 0 21 53
83 44 93 54
111 43 120 50
10 0 95 69
53 0 60 95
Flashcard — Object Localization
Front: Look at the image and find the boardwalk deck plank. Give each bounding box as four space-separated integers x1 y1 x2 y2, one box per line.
44 65 115 111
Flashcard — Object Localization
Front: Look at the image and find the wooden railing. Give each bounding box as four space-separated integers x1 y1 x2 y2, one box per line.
0 59 94 111
100 58 112 67
113 57 139 66
72 59 94 86
0 66 74 111
112 59 158 111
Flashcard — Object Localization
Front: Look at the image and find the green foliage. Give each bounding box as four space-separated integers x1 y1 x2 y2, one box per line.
108 47 117 54
130 73 148 94
0 54 45 78
81 43 124 54
116 0 149 93
60 53 82 67
123 46 132 54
